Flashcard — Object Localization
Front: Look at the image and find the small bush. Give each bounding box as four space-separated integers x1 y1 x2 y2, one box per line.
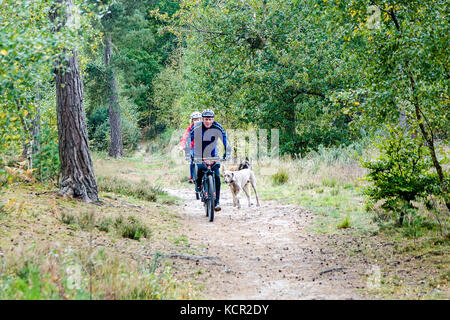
337 216 351 229
272 171 289 185
97 217 113 232
114 216 151 240
90 120 110 152
362 130 439 226
59 212 77 225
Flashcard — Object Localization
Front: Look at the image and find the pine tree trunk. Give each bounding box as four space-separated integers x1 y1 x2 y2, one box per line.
104 34 123 158
52 0 99 203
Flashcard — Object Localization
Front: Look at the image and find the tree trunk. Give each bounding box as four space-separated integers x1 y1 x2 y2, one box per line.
52 0 99 203
32 82 41 155
104 34 123 158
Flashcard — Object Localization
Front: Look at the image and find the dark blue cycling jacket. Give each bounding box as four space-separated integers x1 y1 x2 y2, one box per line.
185 121 231 159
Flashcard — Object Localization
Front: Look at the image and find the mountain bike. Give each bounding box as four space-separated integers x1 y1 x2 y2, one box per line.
192 157 224 222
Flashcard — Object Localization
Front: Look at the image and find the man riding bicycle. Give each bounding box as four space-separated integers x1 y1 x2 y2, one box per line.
185 109 231 212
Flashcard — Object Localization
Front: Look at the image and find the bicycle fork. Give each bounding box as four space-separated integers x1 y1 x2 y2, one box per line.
203 173 216 200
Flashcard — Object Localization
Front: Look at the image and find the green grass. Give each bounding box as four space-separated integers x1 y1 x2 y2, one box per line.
97 176 161 202
172 234 189 247
114 215 151 240
0 247 190 300
259 183 378 235
58 211 151 241
322 177 338 188
337 216 351 229
0 258 92 300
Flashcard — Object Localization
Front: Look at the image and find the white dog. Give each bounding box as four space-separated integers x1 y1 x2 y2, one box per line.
223 169 260 209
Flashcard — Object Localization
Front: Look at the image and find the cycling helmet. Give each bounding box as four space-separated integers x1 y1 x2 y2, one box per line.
190 111 202 120
202 109 215 118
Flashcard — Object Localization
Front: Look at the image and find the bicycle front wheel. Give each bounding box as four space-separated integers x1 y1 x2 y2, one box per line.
206 175 215 222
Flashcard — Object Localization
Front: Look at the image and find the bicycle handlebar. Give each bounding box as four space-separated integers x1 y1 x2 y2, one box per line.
190 156 227 164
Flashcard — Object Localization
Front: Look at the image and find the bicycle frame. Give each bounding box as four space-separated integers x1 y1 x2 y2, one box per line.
192 157 224 221
193 158 221 202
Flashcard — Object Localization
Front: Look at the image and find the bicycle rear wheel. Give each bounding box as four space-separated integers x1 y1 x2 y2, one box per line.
206 175 215 222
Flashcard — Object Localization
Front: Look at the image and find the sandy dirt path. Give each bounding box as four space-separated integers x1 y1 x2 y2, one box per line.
166 186 367 300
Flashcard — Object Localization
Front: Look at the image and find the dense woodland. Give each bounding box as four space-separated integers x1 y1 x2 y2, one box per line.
0 1 449 229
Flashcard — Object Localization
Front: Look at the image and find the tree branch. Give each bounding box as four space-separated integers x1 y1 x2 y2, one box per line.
289 88 326 100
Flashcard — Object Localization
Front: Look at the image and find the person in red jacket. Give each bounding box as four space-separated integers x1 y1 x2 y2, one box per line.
179 111 202 183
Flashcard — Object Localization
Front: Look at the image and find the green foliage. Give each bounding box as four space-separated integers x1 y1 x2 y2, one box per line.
362 129 440 225
0 0 102 157
87 107 110 151
84 0 179 137
120 111 141 152
324 0 449 134
321 0 449 218
86 103 141 153
0 262 59 299
152 0 360 155
272 171 289 185
151 50 186 135
28 82 60 183
33 124 60 183
0 0 57 142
